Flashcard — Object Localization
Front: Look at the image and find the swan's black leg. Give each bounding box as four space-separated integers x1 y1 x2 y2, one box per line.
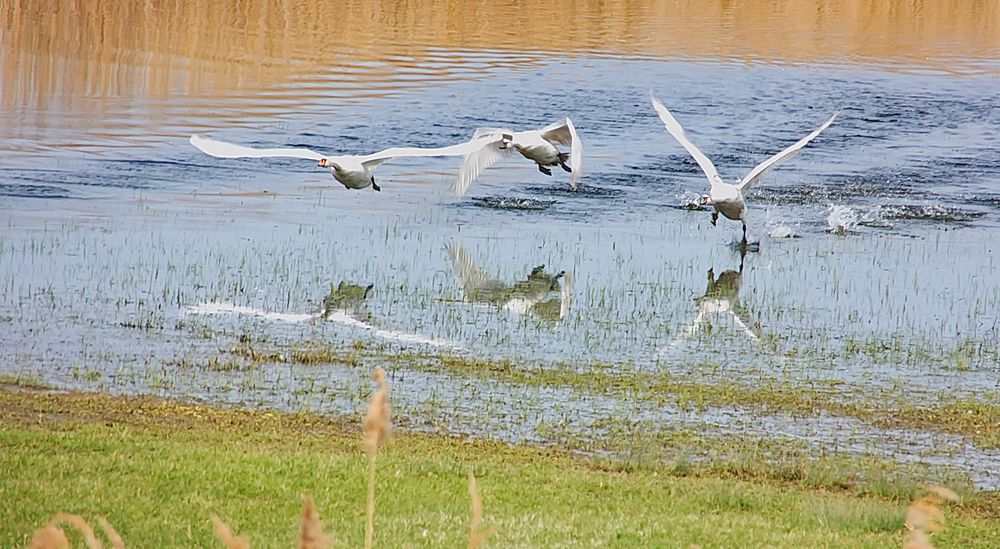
741 222 748 244
558 152 572 172
538 164 552 176
371 177 381 192
711 212 719 226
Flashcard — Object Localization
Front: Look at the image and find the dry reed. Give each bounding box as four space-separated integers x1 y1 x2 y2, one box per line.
901 485 959 549
363 367 392 549
29 514 116 549
96 518 125 549
54 514 102 548
298 495 331 549
28 525 69 549
211 516 251 549
467 472 494 549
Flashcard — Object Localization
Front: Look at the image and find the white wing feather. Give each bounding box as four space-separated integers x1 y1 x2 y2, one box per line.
189 134 325 161
471 127 513 140
359 136 503 169
451 138 514 196
650 93 726 190
737 109 841 193
540 118 583 189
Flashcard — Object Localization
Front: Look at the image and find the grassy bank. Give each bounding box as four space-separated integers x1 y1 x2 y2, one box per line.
1 387 997 547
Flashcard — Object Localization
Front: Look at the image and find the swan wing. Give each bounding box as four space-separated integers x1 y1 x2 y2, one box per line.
540 117 583 189
450 137 514 196
471 127 514 140
189 134 325 161
650 93 725 190
737 109 840 193
359 137 499 169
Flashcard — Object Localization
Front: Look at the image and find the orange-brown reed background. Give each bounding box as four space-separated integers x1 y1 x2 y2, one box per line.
3 0 998 110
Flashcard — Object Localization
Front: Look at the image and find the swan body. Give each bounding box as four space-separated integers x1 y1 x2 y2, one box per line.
650 93 840 243
190 134 497 192
452 118 583 196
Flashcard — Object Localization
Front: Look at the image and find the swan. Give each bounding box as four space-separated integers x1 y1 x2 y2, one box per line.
451 118 582 196
190 134 498 192
650 93 840 244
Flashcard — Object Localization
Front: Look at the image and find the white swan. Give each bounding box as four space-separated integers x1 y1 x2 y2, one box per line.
451 118 582 196
650 93 840 244
190 134 497 192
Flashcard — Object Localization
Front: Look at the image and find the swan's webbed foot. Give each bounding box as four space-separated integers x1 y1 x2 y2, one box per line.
559 162 572 173
538 164 552 176
371 177 381 192
710 212 719 226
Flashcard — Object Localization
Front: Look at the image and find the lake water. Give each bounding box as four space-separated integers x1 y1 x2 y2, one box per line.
2 0 1000 487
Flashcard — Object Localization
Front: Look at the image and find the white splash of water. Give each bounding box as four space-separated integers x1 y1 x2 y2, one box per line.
827 205 858 234
678 194 703 210
763 208 796 238
768 225 797 239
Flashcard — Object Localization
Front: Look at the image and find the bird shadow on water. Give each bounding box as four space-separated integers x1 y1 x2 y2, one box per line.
442 239 572 327
658 249 759 355
183 281 455 348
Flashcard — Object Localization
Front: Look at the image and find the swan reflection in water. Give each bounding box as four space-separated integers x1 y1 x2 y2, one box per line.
662 256 759 351
445 240 572 325
185 281 454 348
317 281 374 322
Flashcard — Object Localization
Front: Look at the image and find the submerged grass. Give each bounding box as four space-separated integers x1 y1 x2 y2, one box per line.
376 350 1000 450
4 388 999 547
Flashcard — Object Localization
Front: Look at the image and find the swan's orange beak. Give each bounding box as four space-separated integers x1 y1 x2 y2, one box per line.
318 158 328 168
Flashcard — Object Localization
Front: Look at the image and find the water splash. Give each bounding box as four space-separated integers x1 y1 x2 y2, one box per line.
763 209 797 238
678 194 704 210
827 205 859 234
768 225 797 239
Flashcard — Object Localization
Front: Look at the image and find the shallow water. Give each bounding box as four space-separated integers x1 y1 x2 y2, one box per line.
3 0 1000 487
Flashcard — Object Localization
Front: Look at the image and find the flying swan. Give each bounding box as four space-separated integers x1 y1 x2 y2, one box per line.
650 93 840 244
190 134 497 192
451 118 582 196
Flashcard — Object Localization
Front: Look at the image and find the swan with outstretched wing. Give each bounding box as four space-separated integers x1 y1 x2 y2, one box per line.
190 134 498 192
451 118 582 196
650 93 839 245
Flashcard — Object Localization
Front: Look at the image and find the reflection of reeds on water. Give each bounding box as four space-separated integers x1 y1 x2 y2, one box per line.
2 0 997 113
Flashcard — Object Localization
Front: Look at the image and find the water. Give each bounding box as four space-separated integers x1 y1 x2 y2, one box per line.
3 0 1000 487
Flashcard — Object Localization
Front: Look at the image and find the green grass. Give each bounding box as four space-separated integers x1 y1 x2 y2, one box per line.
1 389 997 548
